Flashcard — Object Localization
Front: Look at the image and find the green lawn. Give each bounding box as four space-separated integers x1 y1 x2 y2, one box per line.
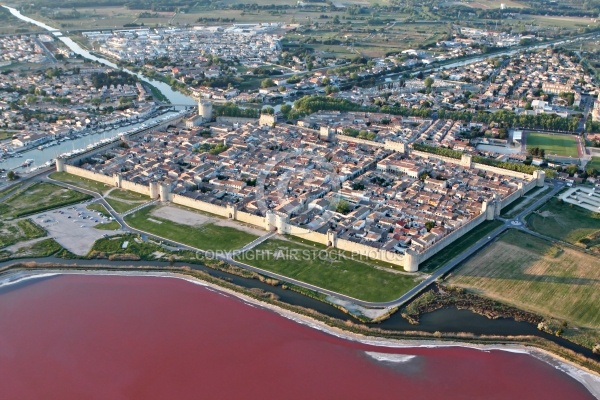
526 132 579 157
107 189 149 202
527 197 600 250
49 171 113 195
236 238 421 302
87 203 111 217
500 186 550 219
0 182 92 218
105 189 150 213
124 206 258 251
94 221 121 230
285 234 404 271
419 220 504 273
105 198 140 213
0 182 27 199
449 229 600 347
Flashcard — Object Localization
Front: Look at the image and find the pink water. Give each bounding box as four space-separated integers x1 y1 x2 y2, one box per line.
0 274 594 399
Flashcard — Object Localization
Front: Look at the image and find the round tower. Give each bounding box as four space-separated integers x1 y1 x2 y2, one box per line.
533 170 546 187
159 183 171 202
55 157 66 172
404 250 420 272
149 181 159 199
198 100 213 120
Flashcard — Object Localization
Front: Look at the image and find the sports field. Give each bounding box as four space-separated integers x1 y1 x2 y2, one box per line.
526 132 579 157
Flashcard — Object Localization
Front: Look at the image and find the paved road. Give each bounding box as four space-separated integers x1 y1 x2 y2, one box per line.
35 38 58 64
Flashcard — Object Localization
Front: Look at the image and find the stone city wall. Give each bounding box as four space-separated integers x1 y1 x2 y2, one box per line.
235 210 266 228
500 189 522 209
471 162 532 179
63 164 115 186
334 238 405 268
285 225 330 246
411 150 463 165
336 135 385 148
170 193 231 218
418 212 487 263
120 179 151 196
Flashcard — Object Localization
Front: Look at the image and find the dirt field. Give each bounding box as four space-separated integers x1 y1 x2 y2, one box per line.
449 230 600 329
151 205 266 237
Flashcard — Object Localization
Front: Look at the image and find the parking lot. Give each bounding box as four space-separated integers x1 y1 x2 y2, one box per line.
34 201 123 255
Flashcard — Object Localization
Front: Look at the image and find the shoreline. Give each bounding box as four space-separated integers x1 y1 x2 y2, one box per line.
1 267 599 398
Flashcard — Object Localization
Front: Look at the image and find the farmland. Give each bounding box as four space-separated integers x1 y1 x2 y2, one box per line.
449 230 600 345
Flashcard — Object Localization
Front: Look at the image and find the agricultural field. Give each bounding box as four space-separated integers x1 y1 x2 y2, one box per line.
287 21 446 59
527 197 600 250
237 238 421 302
124 205 259 251
0 182 92 218
449 230 600 346
526 132 579 158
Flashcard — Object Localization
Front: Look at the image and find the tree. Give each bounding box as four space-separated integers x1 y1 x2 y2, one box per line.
425 221 435 231
565 164 579 176
7 170 18 181
280 104 292 119
424 77 434 91
261 78 275 88
335 199 351 214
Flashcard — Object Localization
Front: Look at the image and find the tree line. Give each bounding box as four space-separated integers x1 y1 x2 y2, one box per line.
437 109 580 132
213 103 259 119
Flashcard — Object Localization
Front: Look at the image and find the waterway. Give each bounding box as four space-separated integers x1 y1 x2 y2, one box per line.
0 273 596 399
3 6 196 107
0 110 176 171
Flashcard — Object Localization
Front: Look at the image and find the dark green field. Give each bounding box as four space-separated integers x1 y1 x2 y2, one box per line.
237 238 421 302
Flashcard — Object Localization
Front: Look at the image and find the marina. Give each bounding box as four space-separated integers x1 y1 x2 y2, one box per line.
0 108 191 172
